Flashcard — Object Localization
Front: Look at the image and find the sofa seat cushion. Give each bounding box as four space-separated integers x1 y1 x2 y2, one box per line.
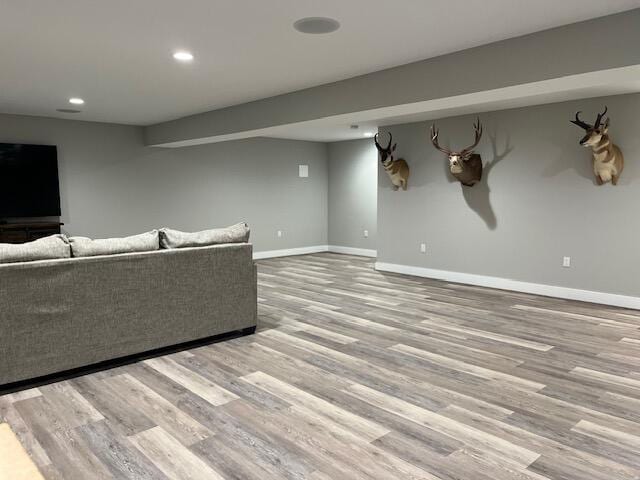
0 235 71 264
160 223 250 249
69 230 159 258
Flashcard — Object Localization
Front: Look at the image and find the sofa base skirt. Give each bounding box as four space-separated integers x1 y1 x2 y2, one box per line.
0 325 256 394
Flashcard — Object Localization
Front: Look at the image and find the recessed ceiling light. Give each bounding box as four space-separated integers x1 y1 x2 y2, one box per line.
173 51 194 62
293 17 340 35
69 97 84 105
363 132 374 138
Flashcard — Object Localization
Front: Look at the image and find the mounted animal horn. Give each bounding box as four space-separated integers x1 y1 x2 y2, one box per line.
570 106 624 186
594 106 608 129
460 118 483 158
374 132 410 191
570 111 592 131
430 118 484 187
374 132 393 153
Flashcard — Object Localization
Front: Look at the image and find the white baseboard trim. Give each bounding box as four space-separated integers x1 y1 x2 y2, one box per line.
328 245 377 257
253 245 329 260
375 262 640 310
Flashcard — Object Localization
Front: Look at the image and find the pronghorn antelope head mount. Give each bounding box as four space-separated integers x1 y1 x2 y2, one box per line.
374 132 410 191
570 106 625 186
430 118 484 187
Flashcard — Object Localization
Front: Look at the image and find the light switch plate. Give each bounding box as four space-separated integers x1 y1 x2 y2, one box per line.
299 165 309 177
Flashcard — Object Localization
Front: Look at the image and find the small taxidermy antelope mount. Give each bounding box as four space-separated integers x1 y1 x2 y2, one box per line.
374 133 410 190
431 118 484 187
570 106 624 186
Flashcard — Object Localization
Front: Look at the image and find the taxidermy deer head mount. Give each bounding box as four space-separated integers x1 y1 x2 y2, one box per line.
571 106 624 185
374 132 410 191
431 118 484 187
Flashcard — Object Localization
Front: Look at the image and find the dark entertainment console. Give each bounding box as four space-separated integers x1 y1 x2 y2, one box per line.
0 222 63 244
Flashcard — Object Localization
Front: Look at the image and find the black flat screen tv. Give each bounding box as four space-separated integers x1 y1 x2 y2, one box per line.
0 143 61 218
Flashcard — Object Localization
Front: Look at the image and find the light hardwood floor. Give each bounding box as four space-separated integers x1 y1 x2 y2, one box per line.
2 253 640 479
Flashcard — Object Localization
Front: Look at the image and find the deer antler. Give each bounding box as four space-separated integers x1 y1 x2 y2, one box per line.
460 118 483 157
430 125 452 155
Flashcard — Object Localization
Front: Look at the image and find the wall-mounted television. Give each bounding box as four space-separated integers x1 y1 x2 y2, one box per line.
0 143 61 218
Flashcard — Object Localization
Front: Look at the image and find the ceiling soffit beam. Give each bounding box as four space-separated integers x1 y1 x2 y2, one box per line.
151 66 640 147
144 9 640 147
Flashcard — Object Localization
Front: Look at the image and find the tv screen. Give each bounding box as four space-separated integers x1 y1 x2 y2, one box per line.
0 143 61 218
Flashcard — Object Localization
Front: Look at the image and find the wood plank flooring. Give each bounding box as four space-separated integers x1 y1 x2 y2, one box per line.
2 253 640 479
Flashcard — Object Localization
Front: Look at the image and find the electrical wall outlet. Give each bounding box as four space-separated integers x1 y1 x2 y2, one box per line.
363 230 369 238
298 165 309 178
277 230 283 238
563 256 571 268
420 243 427 253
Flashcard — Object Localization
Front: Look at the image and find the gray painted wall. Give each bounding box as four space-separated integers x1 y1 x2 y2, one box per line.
0 114 328 252
146 9 640 145
328 139 378 250
378 93 640 297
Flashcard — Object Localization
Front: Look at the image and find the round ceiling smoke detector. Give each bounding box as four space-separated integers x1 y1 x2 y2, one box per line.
293 17 340 34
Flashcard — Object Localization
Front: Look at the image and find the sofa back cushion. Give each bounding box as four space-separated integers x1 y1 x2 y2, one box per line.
69 230 160 258
0 234 71 264
160 222 250 249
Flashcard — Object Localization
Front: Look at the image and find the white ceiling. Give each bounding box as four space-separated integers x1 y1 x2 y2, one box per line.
1 0 639 127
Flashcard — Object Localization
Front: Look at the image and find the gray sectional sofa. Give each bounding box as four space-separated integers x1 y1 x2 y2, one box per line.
0 241 257 386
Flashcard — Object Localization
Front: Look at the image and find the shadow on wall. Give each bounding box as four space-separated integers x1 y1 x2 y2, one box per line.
542 119 632 187
542 135 595 185
460 131 513 230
